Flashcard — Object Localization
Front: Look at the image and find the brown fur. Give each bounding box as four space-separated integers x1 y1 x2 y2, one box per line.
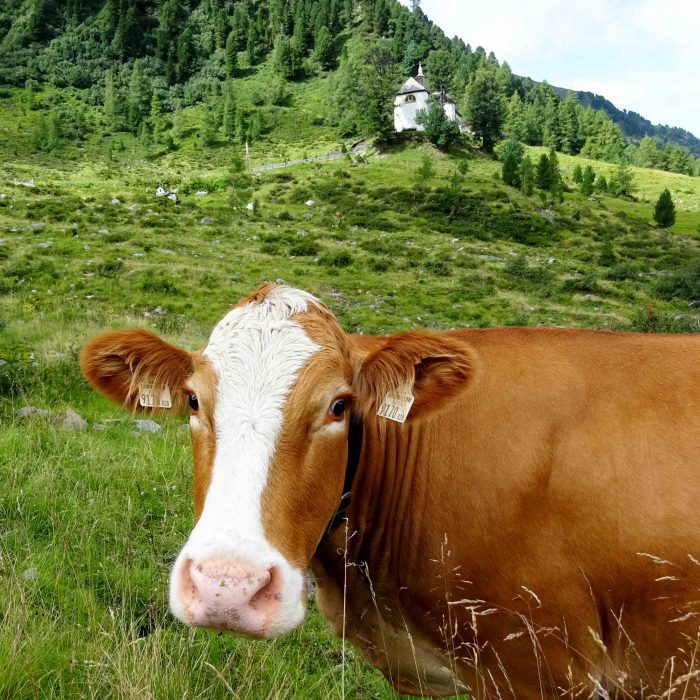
81 288 700 699
80 329 194 412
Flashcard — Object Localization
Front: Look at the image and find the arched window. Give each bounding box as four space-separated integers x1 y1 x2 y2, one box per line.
405 94 416 103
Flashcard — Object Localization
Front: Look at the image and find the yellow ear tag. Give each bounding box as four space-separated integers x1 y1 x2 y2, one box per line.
139 382 172 409
377 392 415 423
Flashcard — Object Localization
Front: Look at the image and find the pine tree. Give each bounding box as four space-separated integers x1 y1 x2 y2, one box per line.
171 102 184 141
225 31 238 78
149 90 163 143
414 155 435 188
46 110 60 150
313 25 334 69
499 138 524 188
127 60 151 133
535 153 551 190
103 69 117 132
198 106 217 148
31 115 47 151
637 135 660 169
465 69 505 153
415 98 461 149
425 49 454 94
653 188 676 228
596 174 608 193
138 121 152 156
176 27 194 82
222 84 237 141
518 155 534 196
547 148 563 200
609 162 635 198
235 109 247 143
572 164 583 183
580 165 595 196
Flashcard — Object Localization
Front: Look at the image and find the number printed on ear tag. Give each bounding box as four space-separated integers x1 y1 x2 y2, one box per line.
377 393 414 423
139 383 172 409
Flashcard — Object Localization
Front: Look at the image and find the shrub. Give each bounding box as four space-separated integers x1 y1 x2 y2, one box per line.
140 270 181 295
321 252 353 268
425 260 451 277
606 262 640 281
289 240 320 257
655 259 700 301
562 274 602 294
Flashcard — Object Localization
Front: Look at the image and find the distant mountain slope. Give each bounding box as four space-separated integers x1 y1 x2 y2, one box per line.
549 86 700 157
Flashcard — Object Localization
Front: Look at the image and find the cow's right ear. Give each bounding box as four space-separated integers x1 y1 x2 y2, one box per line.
80 329 194 412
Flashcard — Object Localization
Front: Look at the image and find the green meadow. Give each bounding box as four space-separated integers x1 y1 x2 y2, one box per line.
1 76 699 697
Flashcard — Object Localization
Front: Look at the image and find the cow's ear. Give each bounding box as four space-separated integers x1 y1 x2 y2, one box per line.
80 329 194 412
353 331 475 421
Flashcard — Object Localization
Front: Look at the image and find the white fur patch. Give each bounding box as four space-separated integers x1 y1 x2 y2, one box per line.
170 287 320 632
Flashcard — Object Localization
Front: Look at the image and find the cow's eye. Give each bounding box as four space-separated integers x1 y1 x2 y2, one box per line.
329 399 346 419
188 394 199 411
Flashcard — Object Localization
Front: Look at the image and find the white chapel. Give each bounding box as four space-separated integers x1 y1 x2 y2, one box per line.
394 63 462 133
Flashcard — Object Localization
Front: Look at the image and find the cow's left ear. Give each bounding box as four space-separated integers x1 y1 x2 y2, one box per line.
353 331 475 421
80 329 194 412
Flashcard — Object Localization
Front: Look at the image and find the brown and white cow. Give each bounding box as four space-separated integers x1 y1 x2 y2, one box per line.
81 284 700 698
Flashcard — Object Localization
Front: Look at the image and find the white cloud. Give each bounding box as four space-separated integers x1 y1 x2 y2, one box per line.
403 0 700 137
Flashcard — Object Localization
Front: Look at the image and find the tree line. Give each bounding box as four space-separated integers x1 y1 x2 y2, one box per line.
1 0 698 176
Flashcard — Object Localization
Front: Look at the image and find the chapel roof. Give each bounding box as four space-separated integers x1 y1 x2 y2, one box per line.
396 77 428 96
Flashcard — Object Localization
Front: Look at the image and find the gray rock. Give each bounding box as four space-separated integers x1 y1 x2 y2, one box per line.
134 419 161 433
200 216 213 225
92 423 106 432
110 198 120 205
305 199 315 207
304 212 314 220
17 406 50 419
195 191 208 197
22 567 38 581
38 242 51 248
62 408 87 431
127 204 139 211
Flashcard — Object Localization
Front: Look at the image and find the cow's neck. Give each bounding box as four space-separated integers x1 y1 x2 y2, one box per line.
311 414 462 695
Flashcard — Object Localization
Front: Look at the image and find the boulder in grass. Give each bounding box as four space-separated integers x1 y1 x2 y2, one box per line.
134 419 161 433
62 408 87 431
17 406 50 420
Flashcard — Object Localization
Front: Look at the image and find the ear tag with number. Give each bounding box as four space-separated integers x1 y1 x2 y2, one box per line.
377 392 414 424
139 382 172 409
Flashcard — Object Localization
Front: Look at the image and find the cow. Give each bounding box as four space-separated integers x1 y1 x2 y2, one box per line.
81 284 700 699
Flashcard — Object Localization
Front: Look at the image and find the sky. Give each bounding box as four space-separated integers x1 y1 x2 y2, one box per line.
401 0 700 138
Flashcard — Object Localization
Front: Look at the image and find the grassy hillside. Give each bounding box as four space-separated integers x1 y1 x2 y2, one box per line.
1 60 700 698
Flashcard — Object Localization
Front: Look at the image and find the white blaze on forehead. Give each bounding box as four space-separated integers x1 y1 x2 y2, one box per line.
183 286 321 559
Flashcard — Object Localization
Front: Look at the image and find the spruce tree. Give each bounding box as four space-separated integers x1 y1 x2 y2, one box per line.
313 26 334 70
225 31 238 78
149 90 163 143
498 138 524 188
609 162 635 198
103 69 117 132
46 110 60 150
654 188 676 228
518 155 534 196
572 164 583 183
536 153 551 190
222 84 237 141
465 68 505 153
415 98 461 149
581 165 595 196
127 60 151 133
198 107 216 148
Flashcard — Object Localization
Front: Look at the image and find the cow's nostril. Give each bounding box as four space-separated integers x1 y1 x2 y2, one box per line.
250 564 282 610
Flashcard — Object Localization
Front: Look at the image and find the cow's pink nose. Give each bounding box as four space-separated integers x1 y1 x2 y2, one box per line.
178 556 283 635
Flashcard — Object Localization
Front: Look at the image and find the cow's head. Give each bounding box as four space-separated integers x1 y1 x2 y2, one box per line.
81 285 473 638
